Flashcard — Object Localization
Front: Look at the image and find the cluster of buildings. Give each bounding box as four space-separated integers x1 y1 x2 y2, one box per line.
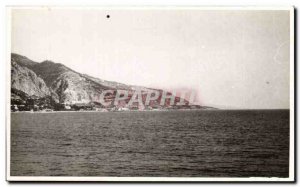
11 94 196 112
11 99 166 112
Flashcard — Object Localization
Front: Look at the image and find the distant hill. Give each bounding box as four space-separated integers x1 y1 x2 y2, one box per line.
11 53 213 110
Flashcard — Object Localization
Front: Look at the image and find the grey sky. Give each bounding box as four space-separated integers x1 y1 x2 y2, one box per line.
11 8 291 109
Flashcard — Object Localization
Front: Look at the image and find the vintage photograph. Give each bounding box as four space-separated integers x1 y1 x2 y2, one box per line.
7 7 294 181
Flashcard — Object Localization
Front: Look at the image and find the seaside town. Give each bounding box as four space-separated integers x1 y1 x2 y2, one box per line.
10 89 206 112
10 96 203 112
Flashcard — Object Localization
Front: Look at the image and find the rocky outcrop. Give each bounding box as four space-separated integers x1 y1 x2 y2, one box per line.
50 70 110 103
11 60 50 97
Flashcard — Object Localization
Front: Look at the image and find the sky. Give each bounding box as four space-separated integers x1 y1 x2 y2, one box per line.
11 8 291 109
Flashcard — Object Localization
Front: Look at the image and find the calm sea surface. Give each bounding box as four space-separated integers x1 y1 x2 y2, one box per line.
11 110 289 177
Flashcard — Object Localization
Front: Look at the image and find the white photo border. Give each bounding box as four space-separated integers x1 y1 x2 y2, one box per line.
6 6 295 182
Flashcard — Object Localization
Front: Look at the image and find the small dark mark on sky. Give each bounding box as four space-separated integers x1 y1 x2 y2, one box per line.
266 81 270 84
106 15 110 19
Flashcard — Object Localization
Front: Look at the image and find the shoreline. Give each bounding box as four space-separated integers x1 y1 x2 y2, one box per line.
10 108 291 114
11 109 217 114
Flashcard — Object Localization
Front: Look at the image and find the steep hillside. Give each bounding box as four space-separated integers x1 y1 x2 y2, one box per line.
11 53 38 69
10 53 198 109
11 54 112 104
11 60 50 97
49 69 112 103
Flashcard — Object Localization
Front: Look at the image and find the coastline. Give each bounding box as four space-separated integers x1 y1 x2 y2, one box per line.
10 108 292 114
11 108 220 114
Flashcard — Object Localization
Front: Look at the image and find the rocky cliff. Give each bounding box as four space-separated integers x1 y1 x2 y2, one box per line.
11 60 50 97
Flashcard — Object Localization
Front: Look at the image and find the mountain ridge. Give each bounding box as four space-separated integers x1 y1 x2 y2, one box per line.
11 53 214 111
